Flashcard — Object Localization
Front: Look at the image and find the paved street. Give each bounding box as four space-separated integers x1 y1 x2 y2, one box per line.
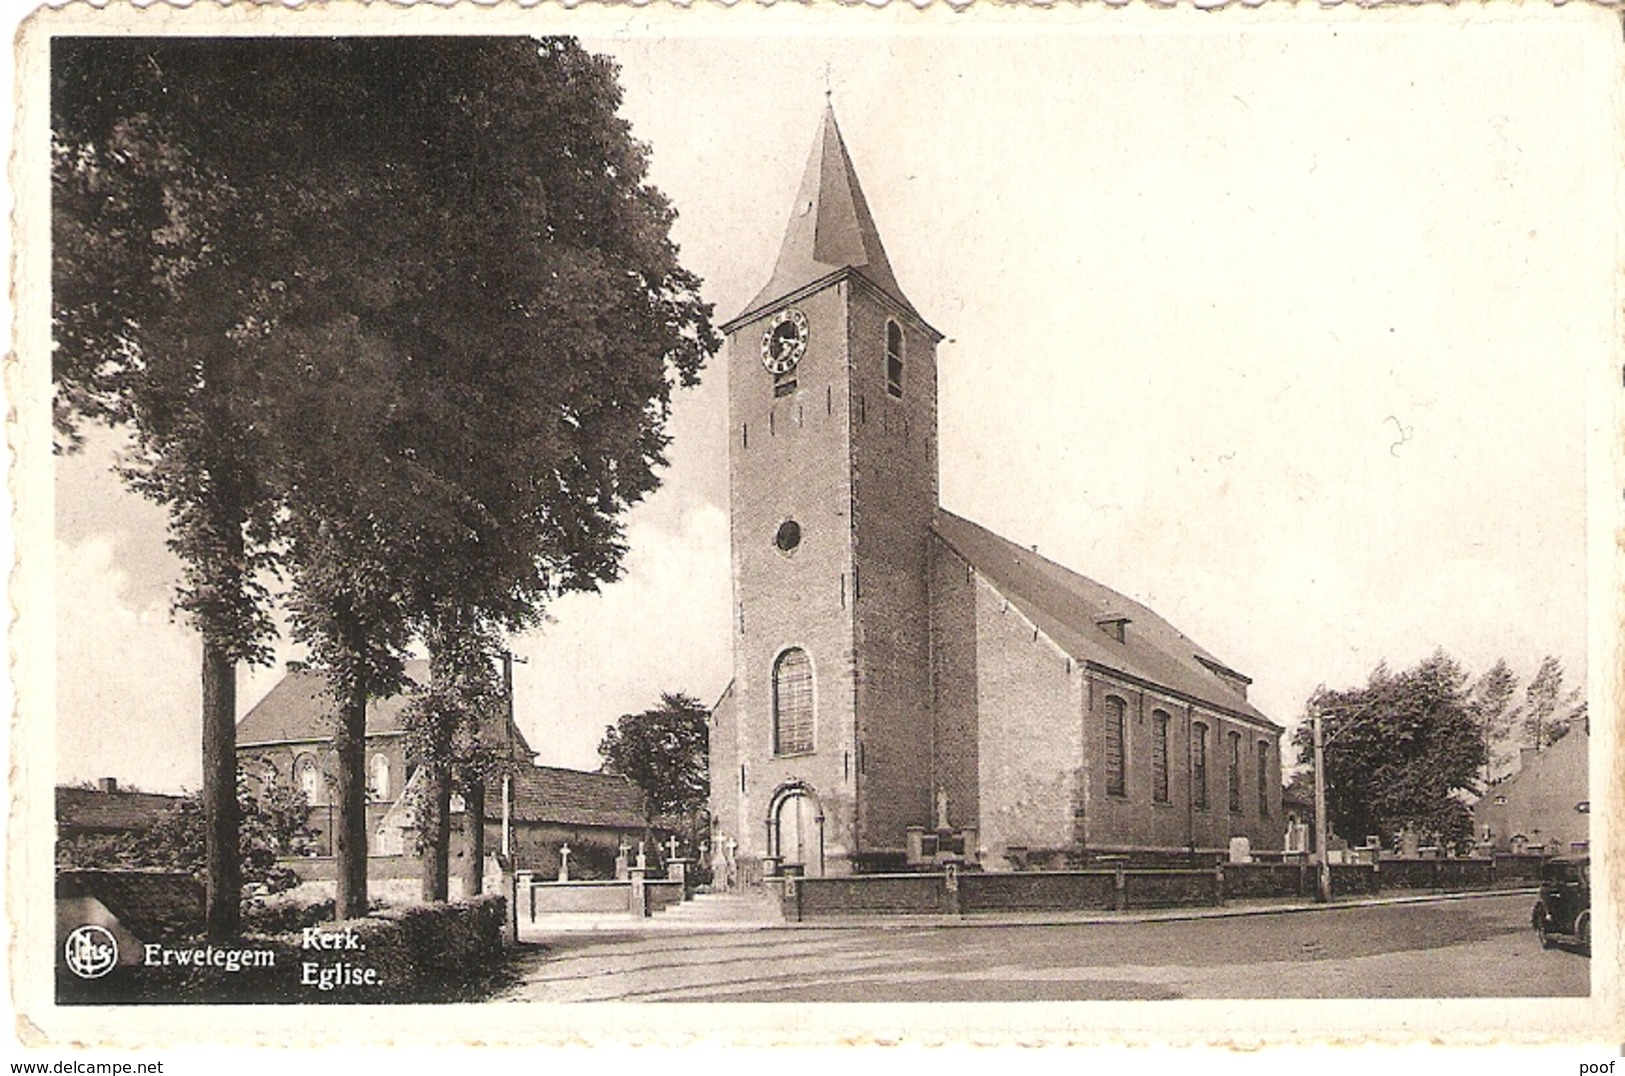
497 892 1588 1002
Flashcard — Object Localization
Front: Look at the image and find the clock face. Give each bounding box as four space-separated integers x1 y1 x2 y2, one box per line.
760 308 809 375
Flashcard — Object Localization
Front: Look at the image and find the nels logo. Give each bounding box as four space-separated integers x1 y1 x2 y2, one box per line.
64 925 119 979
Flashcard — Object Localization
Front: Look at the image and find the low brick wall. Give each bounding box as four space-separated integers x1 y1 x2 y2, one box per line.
1125 869 1221 908
1492 853 1545 885
1377 857 1497 891
1221 862 1308 899
526 880 631 918
786 873 954 919
959 870 1114 912
1329 863 1379 895
644 879 684 915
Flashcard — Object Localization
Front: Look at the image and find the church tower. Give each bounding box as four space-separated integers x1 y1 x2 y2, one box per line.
713 107 943 877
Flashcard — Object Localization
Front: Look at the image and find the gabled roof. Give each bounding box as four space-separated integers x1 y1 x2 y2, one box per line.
497 765 646 829
728 105 927 330
236 661 536 761
56 869 204 941
932 509 1279 729
56 787 185 835
236 662 427 745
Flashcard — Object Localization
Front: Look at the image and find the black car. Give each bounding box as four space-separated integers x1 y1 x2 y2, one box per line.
1531 856 1590 955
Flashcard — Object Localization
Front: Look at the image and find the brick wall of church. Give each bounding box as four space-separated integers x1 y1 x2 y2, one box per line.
929 543 981 834
1083 670 1283 856
724 285 859 870
846 281 939 852
971 576 1087 868
707 681 741 855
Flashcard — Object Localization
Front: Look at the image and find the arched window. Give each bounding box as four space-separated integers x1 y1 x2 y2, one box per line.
295 754 322 807
370 753 391 801
1104 696 1127 797
773 648 814 755
1152 710 1171 804
1257 741 1271 817
1192 723 1209 809
1228 731 1243 814
885 321 904 399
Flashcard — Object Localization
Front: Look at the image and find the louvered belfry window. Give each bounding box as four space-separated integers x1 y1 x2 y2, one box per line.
1105 696 1127 797
773 648 814 755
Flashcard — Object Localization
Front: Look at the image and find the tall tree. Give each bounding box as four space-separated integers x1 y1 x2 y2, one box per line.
245 37 716 915
1520 655 1584 751
1293 651 1486 849
599 692 710 842
53 45 293 939
1469 658 1521 782
54 37 717 921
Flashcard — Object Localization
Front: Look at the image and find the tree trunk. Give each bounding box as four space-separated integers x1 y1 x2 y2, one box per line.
334 679 370 919
201 641 241 940
421 762 451 903
460 774 485 898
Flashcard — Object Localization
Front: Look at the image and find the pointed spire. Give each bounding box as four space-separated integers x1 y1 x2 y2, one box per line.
735 105 916 324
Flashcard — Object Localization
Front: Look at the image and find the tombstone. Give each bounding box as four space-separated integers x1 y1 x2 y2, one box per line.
725 837 739 891
1227 836 1253 864
557 842 572 883
614 836 631 881
1400 827 1420 859
636 840 648 872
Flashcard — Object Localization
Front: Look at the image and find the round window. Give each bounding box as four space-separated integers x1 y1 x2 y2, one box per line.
774 519 802 554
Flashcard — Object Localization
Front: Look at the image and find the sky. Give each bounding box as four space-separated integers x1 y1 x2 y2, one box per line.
51 11 1609 792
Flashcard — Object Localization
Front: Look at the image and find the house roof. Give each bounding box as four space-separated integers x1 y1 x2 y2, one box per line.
236 661 536 760
56 787 185 835
728 105 929 331
236 662 428 745
56 869 204 940
932 508 1279 730
496 765 646 829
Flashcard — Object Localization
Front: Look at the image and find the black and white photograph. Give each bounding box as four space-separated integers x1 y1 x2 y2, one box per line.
9 0 1621 1050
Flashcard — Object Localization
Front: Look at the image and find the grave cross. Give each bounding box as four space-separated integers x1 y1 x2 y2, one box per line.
665 835 682 861
558 842 572 882
636 841 647 870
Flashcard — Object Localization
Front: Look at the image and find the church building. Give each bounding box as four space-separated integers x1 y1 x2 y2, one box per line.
708 107 1285 878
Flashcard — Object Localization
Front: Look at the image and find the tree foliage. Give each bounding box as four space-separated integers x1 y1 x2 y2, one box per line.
53 38 718 921
58 774 314 894
1520 655 1585 751
599 692 710 829
1294 651 1486 849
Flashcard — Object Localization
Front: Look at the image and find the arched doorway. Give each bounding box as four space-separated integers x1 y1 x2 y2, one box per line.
772 788 824 877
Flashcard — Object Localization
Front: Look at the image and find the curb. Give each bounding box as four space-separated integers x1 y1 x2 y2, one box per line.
776 885 1541 932
519 886 1538 938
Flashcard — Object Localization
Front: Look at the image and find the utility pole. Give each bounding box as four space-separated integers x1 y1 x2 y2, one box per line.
1312 698 1332 904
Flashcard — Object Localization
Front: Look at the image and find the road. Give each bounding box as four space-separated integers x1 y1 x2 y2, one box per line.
497 893 1588 1002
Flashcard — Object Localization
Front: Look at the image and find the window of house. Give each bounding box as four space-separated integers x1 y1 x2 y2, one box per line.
1104 696 1127 797
1152 710 1171 804
1228 731 1242 814
773 648 814 755
1257 741 1271 817
370 753 391 801
1192 723 1209 809
885 320 904 399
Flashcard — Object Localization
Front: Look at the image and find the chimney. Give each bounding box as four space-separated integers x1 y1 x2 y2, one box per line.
97 777 117 793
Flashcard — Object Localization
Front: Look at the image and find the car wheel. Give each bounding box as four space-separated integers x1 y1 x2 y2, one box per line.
1533 905 1555 948
1576 912 1590 957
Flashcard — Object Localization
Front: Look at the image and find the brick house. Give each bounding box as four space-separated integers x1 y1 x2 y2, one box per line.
709 106 1284 878
236 662 647 879
1472 727 1589 856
